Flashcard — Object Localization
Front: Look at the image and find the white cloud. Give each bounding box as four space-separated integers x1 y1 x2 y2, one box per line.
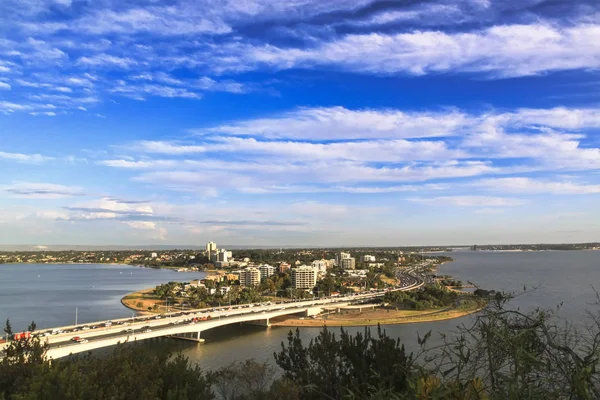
111 83 201 100
409 196 526 207
0 151 53 163
201 106 468 140
29 111 57 116
131 141 208 154
0 182 85 199
130 72 183 86
476 177 600 194
125 221 157 230
0 101 32 112
129 137 462 162
99 159 179 169
77 54 138 69
212 23 600 77
0 81 10 90
195 77 247 93
75 6 232 36
211 136 463 162
349 4 464 27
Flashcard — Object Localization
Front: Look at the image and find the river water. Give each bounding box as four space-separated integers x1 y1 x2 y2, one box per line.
1 251 599 371
0 263 204 331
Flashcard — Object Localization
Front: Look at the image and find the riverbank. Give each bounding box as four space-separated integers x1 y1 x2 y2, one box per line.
271 299 486 327
121 288 170 315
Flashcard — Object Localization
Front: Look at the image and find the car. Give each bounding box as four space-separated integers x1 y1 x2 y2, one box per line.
91 325 98 329
70 336 81 341
77 338 89 344
261 311 266 314
142 329 152 333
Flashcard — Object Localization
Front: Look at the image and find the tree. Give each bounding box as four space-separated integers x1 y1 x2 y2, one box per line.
274 326 413 399
3 319 12 340
317 275 336 296
0 338 213 400
213 359 274 400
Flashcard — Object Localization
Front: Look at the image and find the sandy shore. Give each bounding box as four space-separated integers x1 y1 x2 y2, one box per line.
270 301 486 327
121 288 167 314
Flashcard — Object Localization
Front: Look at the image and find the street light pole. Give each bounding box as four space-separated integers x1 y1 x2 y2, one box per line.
75 307 78 326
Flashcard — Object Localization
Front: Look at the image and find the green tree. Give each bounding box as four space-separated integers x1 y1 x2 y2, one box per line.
274 326 413 399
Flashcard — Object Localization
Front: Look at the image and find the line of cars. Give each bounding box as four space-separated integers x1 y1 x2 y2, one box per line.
33 289 414 344
36 320 124 338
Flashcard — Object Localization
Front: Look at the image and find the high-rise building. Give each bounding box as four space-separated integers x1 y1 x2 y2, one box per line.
362 255 376 262
341 257 356 270
217 249 228 263
336 252 351 266
258 264 275 280
291 266 317 289
206 241 217 253
240 267 261 287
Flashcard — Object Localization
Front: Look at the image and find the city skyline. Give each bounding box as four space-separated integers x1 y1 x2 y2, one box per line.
1 0 599 246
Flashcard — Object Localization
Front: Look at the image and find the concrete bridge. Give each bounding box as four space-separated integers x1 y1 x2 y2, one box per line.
3 276 424 360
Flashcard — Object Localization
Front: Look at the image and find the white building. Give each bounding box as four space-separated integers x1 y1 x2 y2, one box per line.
291 266 317 289
240 267 261 287
362 255 376 262
312 260 328 273
367 262 385 268
206 241 217 253
336 252 351 266
217 249 229 263
258 264 275 280
151 252 158 258
341 257 356 270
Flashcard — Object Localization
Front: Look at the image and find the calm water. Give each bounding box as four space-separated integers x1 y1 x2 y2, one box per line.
0 263 204 331
1 251 599 371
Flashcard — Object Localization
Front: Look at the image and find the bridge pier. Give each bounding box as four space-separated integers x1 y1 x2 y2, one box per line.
242 318 270 327
304 307 324 317
170 331 205 343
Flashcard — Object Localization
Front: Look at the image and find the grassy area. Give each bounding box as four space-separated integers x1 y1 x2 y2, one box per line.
121 288 174 314
270 299 486 327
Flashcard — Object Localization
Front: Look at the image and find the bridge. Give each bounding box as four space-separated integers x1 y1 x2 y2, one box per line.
3 273 423 360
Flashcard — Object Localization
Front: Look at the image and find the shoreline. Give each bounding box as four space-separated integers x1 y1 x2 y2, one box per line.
121 288 168 314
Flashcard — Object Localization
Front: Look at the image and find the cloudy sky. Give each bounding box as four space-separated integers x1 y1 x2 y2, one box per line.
0 0 599 246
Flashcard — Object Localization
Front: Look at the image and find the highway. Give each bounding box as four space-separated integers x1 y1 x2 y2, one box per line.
2 270 424 359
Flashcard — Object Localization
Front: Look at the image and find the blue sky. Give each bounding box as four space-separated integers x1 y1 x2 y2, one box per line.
0 0 599 246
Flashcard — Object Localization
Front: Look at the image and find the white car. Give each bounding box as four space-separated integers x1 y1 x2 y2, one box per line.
77 338 89 344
